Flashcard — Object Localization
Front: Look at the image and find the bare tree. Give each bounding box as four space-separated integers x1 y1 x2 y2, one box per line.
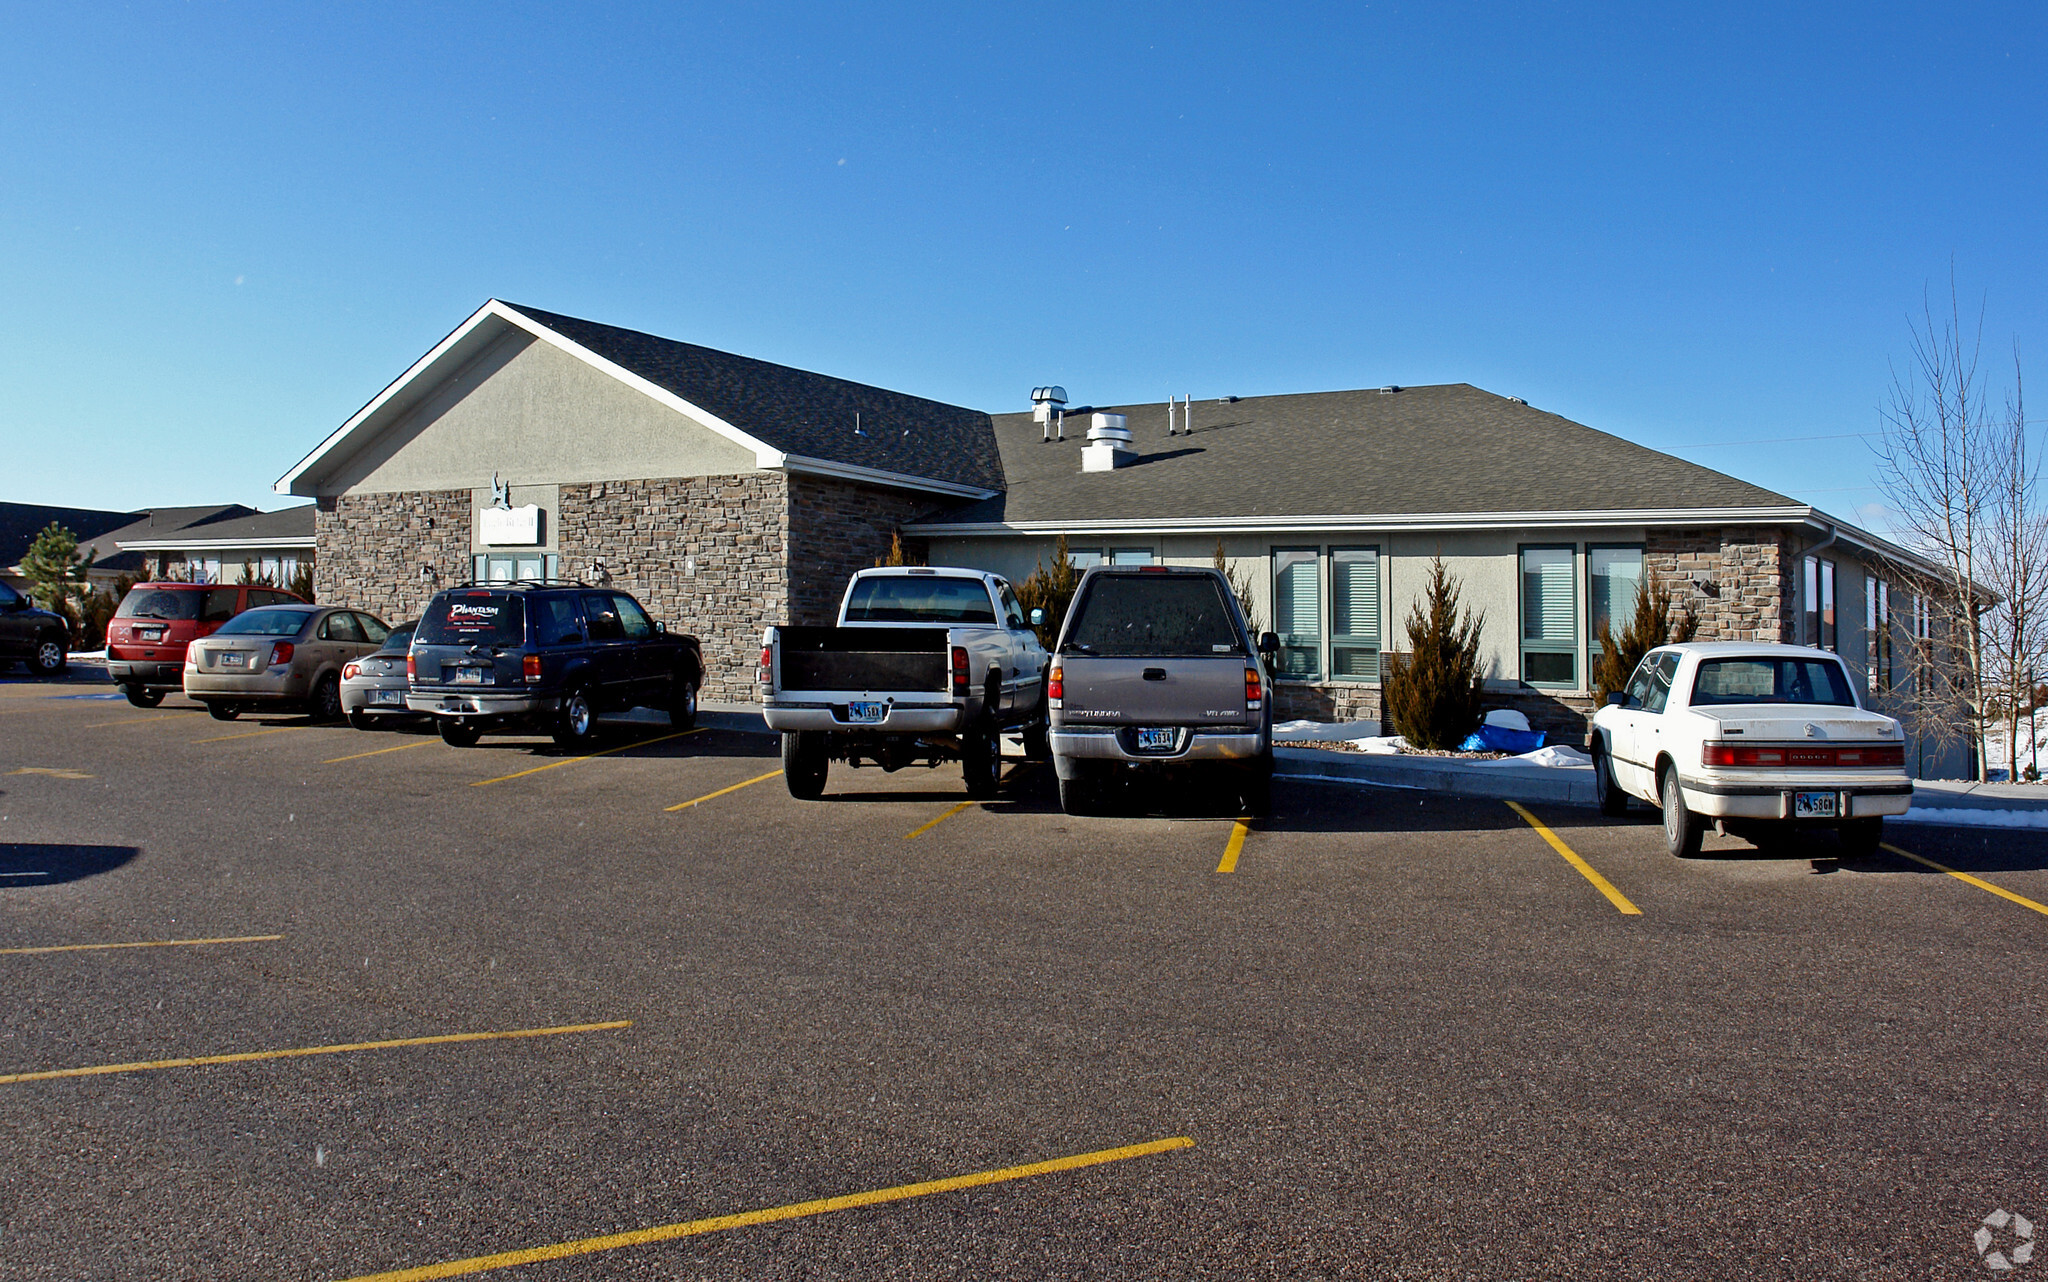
1870 275 1997 779
1981 352 2048 778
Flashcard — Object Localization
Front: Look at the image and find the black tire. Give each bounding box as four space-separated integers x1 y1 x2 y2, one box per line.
1020 677 1052 760
1057 766 1097 816
31 634 67 676
205 702 240 722
962 724 1001 799
347 710 376 731
553 686 597 748
1593 739 1628 817
668 674 699 729
309 672 343 722
123 685 164 709
1838 817 1884 860
1239 754 1274 818
1660 765 1703 858
783 731 828 800
439 720 482 747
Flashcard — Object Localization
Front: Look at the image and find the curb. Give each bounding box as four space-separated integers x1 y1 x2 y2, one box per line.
1275 745 1595 807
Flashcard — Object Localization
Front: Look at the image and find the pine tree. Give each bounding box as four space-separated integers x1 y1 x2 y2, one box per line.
1592 569 1696 703
1380 555 1487 750
20 523 96 643
1014 534 1080 649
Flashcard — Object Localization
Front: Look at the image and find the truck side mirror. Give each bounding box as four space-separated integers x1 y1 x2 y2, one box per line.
1258 632 1280 656
1029 608 1045 626
1606 690 1629 707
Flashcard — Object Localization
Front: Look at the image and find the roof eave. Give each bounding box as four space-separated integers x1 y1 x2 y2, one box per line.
776 454 998 501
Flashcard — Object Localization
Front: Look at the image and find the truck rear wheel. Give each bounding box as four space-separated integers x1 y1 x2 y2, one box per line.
1057 772 1097 816
783 731 828 799
962 725 1000 799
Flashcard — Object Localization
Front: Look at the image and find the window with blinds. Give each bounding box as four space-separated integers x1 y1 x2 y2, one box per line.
1330 547 1380 681
1521 545 1577 687
1272 548 1322 679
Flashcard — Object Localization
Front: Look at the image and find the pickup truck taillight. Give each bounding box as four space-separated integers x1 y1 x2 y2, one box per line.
1047 664 1063 707
758 644 772 685
1701 743 1904 768
270 642 294 668
523 653 543 684
951 646 970 697
1245 666 1262 708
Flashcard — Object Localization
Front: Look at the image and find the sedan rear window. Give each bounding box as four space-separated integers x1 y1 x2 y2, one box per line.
1063 575 1242 657
215 608 311 638
418 593 527 646
843 576 997 624
1691 658 1856 707
116 588 204 621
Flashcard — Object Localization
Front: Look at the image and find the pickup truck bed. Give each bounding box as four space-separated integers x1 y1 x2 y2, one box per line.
772 626 948 694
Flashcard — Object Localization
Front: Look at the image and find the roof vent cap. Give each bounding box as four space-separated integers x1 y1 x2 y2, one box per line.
1378 385 1402 394
1031 386 1068 425
1508 396 1527 405
1081 413 1135 472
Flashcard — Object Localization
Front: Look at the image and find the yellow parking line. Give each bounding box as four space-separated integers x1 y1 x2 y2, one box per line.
337 1135 1194 1282
323 740 436 765
0 933 282 956
665 768 783 811
1505 801 1642 915
1216 819 1252 873
193 726 303 745
470 729 702 787
905 801 975 839
1883 842 2048 918
0 1019 631 1086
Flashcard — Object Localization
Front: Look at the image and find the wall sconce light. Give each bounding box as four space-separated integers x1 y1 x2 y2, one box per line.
419 563 435 583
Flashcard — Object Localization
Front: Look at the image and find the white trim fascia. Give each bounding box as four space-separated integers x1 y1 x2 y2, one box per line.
116 536 317 552
776 453 998 500
273 300 789 496
904 506 1818 537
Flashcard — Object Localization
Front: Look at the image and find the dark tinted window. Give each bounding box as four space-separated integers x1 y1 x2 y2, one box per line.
354 613 390 644
614 594 654 639
202 588 241 623
535 597 586 646
0 583 23 609
116 587 204 620
320 612 365 643
418 592 527 646
843 576 997 624
1691 657 1856 707
375 626 414 655
217 608 311 638
581 593 624 641
253 589 297 608
1642 653 1680 715
1063 575 1242 658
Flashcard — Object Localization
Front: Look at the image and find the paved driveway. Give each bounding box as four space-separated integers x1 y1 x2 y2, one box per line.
1 682 2044 1279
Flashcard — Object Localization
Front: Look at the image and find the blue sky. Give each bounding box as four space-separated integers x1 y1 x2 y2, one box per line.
3 3 2043 536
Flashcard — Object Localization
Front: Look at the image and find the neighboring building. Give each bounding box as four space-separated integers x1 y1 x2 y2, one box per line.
275 300 1965 774
0 501 144 593
113 504 315 587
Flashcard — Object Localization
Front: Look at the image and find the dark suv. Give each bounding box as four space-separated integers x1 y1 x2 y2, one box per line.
0 582 72 676
406 582 705 748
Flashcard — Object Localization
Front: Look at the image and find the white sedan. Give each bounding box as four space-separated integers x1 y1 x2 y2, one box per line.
1590 642 1912 857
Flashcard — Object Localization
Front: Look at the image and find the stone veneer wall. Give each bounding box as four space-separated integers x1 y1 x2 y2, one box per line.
314 490 473 622
1646 528 1794 642
555 475 791 702
785 475 940 626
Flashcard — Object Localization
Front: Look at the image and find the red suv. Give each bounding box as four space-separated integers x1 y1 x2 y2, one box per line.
106 582 305 707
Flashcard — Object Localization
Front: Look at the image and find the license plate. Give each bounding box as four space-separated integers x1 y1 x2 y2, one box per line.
1793 790 1839 819
451 668 491 686
138 628 163 641
220 652 245 668
1137 727 1176 751
371 689 403 705
846 700 885 724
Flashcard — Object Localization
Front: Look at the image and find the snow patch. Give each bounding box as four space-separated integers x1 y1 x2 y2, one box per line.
1274 718 1381 741
1483 709 1532 732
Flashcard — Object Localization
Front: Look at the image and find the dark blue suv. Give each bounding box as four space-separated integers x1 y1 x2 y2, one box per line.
406 582 705 748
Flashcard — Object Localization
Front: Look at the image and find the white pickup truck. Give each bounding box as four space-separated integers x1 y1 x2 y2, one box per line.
1589 641 1913 858
760 567 1051 800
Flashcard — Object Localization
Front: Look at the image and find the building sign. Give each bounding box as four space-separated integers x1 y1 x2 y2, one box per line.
478 504 543 546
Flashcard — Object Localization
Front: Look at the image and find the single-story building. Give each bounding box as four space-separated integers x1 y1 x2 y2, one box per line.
274 300 1965 774
112 504 316 588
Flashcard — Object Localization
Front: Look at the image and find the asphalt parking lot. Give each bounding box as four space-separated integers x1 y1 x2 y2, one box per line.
3 674 2046 1280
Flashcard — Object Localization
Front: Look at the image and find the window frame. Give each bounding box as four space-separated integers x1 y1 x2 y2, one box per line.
1270 546 1324 682
1519 543 1580 690
1866 576 1891 692
1586 543 1645 661
1328 545 1382 684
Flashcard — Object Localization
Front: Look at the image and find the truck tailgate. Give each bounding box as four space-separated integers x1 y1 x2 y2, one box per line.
1059 655 1251 725
777 626 948 694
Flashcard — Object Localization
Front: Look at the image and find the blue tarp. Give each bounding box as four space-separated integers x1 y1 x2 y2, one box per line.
1459 723 1546 754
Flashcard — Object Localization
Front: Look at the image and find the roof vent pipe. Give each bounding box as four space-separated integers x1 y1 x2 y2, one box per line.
1032 386 1069 442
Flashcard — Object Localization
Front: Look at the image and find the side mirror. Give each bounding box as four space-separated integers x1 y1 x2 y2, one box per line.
1029 608 1045 626
655 620 667 634
1605 690 1629 707
1258 632 1281 657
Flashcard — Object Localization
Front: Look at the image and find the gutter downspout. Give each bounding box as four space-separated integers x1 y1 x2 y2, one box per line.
1794 519 1837 647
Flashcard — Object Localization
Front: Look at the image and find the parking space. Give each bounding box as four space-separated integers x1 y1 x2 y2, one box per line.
3 685 2047 1277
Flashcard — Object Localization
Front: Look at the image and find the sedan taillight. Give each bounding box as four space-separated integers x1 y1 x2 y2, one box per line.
342 661 360 680
1702 743 1904 768
270 642 294 668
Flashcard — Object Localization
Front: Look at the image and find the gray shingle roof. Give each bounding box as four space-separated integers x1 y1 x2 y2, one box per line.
112 505 314 547
503 305 1004 494
913 384 1798 527
0 502 138 569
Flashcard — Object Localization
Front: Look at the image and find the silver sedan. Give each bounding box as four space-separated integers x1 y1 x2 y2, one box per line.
340 623 420 730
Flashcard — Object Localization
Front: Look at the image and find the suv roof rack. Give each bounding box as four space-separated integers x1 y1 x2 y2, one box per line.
445 578 594 590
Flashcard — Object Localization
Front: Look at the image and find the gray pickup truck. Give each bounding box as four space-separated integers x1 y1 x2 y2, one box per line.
761 567 1051 800
1048 566 1280 816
